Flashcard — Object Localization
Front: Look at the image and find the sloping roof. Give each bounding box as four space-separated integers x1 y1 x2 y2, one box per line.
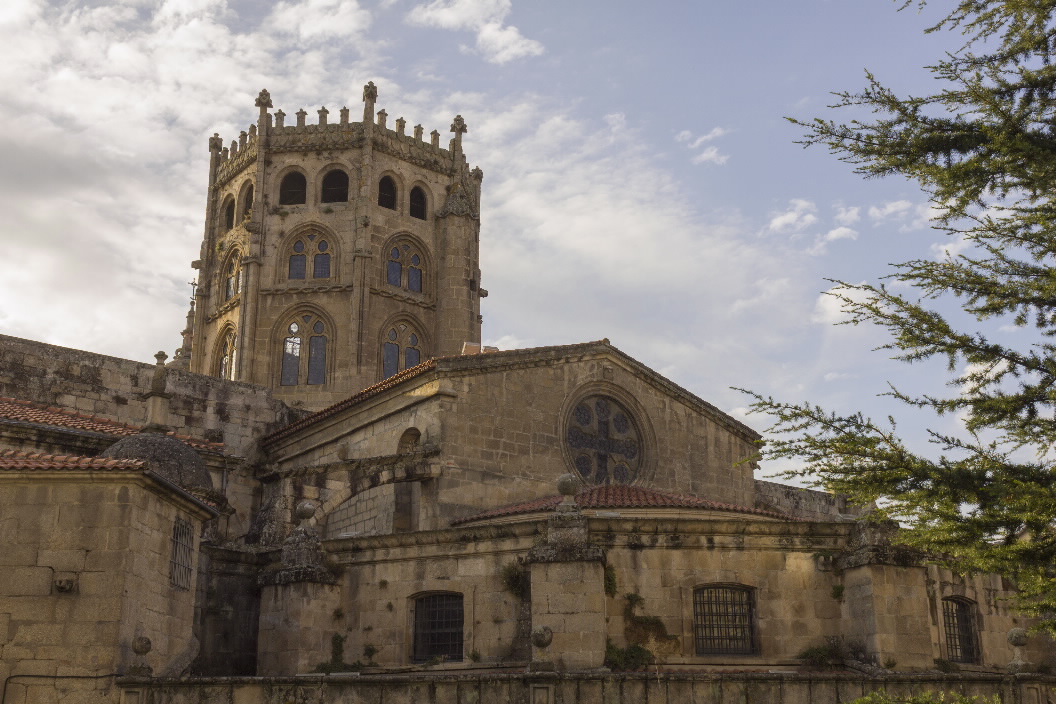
0 396 222 452
262 340 759 445
0 448 145 471
451 484 796 525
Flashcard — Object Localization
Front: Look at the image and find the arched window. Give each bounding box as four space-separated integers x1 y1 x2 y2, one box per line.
279 172 307 205
693 585 757 655
382 323 423 379
223 199 235 231
378 175 397 210
413 593 463 663
386 242 424 293
409 186 427 220
280 314 328 386
942 597 980 664
321 169 349 203
223 253 241 301
397 427 422 453
242 184 254 220
287 235 331 280
216 328 236 381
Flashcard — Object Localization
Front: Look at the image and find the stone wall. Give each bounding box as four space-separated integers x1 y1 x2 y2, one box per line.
0 472 210 703
119 672 1056 704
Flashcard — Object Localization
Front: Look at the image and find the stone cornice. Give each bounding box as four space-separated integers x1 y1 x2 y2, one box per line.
215 146 257 189
369 286 435 309
259 284 356 295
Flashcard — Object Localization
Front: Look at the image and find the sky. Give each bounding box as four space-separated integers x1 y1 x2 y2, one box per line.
0 0 985 477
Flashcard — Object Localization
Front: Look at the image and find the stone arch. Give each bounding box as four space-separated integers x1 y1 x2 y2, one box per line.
237 179 255 221
211 321 238 380
376 170 406 212
267 302 338 387
380 232 432 295
378 312 429 380
220 194 236 232
397 427 422 453
217 246 243 302
274 222 340 284
408 182 432 220
318 164 351 204
275 165 310 206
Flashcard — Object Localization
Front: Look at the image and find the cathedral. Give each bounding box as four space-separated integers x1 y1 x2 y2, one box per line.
0 85 1053 704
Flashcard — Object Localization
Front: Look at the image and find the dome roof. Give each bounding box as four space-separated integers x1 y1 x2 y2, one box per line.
100 433 214 492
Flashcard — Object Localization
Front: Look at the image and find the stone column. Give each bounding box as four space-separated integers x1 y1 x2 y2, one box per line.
257 501 340 675
523 475 607 671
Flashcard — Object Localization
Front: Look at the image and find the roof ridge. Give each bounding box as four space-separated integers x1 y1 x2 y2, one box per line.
0 448 146 471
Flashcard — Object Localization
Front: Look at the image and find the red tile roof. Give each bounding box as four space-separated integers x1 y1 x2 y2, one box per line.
452 484 796 525
0 448 145 471
0 397 222 451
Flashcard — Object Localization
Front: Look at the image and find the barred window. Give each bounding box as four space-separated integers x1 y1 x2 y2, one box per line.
693 585 757 655
942 597 980 664
169 517 194 590
413 593 463 663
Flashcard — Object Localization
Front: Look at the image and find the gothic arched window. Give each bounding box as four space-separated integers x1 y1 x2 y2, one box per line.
279 172 307 205
223 199 235 231
242 184 254 220
383 323 423 379
386 242 424 293
321 169 349 203
216 328 236 381
287 235 331 280
409 186 427 220
378 176 397 210
280 314 328 386
223 253 241 301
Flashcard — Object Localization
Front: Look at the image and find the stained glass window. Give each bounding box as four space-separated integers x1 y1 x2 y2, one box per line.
281 318 328 386
566 395 642 484
382 324 423 379
386 243 424 294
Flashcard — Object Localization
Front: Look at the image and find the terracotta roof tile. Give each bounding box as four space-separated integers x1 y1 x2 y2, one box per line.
0 448 145 471
452 484 797 525
0 397 223 451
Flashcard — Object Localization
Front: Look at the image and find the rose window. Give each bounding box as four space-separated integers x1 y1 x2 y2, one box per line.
566 395 642 484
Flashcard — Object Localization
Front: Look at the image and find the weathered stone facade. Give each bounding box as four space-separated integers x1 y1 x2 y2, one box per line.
1 86 1054 704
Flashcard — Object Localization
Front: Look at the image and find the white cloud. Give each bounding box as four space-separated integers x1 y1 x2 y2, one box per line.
807 225 858 256
811 282 869 325
674 126 729 165
768 199 817 233
406 0 542 64
264 0 372 42
833 205 860 226
868 199 913 221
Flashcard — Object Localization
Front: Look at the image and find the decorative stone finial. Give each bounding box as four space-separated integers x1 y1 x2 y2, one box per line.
255 88 273 113
295 109 307 128
376 109 387 129
208 133 223 153
363 81 377 103
396 117 406 136
317 106 328 125
229 139 238 156
471 166 483 181
127 635 154 677
132 636 153 656
294 499 317 524
451 115 468 135
414 124 424 141
275 109 286 128
239 130 247 149
430 129 440 147
339 106 349 125
1007 627 1030 673
531 626 553 649
150 352 168 395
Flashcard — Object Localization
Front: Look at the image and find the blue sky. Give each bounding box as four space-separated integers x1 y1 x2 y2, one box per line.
0 0 979 476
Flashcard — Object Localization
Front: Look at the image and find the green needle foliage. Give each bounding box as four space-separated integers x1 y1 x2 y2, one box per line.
740 0 1056 635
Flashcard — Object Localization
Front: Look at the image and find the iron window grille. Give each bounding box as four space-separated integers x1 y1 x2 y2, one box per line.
413 593 463 662
693 585 757 655
169 517 194 590
942 597 980 664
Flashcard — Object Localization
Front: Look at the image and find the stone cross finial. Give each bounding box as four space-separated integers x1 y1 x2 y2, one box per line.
414 124 424 141
450 114 468 136
255 88 273 114
376 109 387 129
363 81 377 122
275 109 285 128
339 106 349 125
317 106 328 125
208 133 223 153
471 166 483 181
295 109 307 128
396 117 406 136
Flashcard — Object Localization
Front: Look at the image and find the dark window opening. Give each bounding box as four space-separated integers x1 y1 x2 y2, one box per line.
279 172 307 205
289 253 306 280
242 184 254 219
281 327 301 386
169 517 194 590
383 341 399 379
223 200 235 230
314 253 331 278
378 176 397 210
321 170 349 203
413 593 463 663
693 586 757 655
307 334 327 385
410 186 427 220
281 318 329 386
943 598 980 664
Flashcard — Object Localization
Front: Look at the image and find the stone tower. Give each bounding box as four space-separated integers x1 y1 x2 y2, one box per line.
177 84 484 409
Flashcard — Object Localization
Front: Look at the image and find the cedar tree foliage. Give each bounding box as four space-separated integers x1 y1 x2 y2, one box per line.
740 0 1056 634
